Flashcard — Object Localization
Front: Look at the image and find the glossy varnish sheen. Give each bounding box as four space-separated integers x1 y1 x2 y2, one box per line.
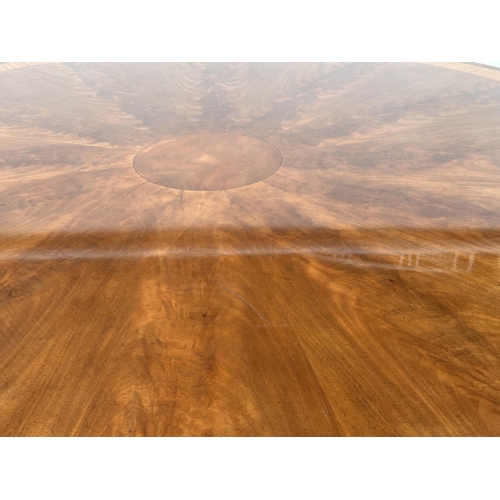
1 63 500 436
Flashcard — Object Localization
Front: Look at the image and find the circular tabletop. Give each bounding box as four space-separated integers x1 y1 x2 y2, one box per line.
1 62 500 436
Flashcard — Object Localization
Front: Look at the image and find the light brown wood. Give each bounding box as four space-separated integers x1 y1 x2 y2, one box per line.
133 133 282 190
1 62 500 436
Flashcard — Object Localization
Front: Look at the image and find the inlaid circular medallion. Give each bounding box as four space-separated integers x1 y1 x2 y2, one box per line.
133 133 282 191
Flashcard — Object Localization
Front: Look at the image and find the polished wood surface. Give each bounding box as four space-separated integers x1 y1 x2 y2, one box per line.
133 132 282 190
2 62 500 436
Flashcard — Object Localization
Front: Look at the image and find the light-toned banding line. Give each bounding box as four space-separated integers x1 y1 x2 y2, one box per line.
421 62 500 83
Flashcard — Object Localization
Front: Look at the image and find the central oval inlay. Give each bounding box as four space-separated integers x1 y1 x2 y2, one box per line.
133 133 282 191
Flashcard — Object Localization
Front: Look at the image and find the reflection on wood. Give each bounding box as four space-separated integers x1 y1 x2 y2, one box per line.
1 63 500 436
329 251 477 273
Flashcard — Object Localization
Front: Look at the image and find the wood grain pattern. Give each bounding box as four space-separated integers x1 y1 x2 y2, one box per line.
1 63 500 436
133 133 282 190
